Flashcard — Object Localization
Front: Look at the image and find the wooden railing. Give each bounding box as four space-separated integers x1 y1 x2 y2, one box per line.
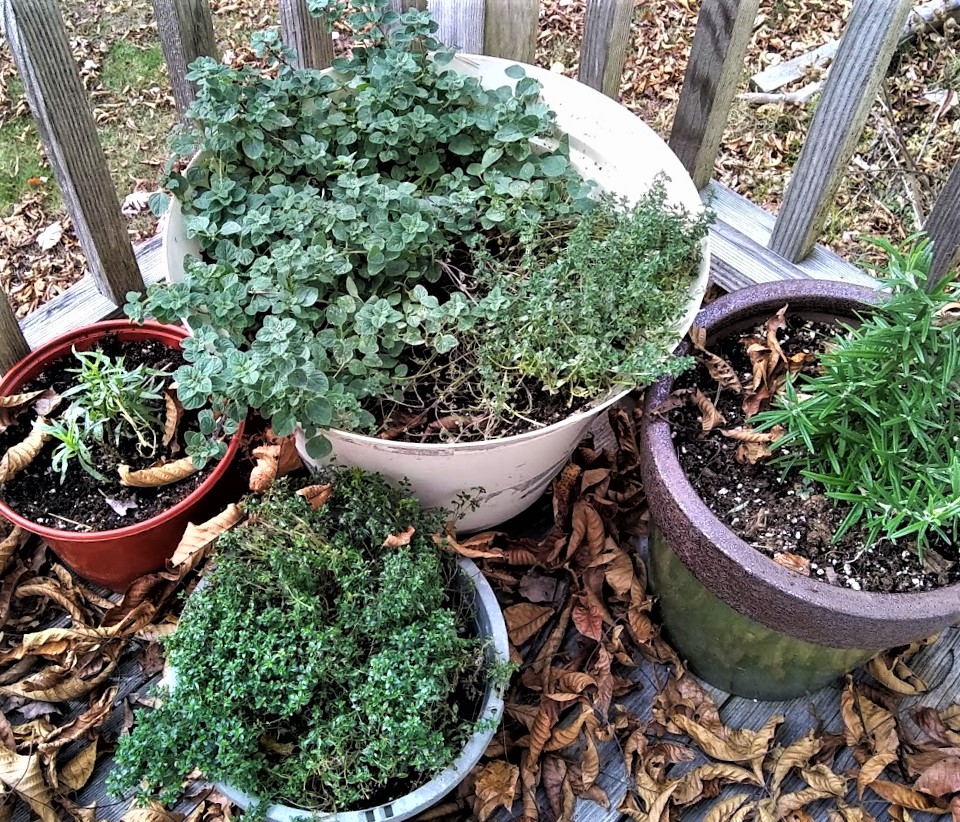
1 0 959 374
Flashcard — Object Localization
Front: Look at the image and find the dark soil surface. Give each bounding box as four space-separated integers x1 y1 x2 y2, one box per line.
0 334 212 532
664 313 959 594
366 350 596 444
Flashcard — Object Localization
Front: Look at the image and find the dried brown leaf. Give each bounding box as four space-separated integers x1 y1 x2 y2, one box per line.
693 388 726 431
503 603 554 646
672 762 762 806
118 457 198 487
169 504 244 568
0 527 24 575
672 713 782 783
0 747 57 822
442 530 504 560
857 751 898 797
581 729 600 791
295 484 333 510
0 419 49 483
527 699 559 764
474 760 519 822
604 550 635 598
866 645 929 695
770 730 824 796
248 435 302 493
914 757 960 798
774 552 811 575
721 425 786 443
59 739 98 791
869 778 950 811
572 594 603 641
704 793 754 822
382 525 415 547
119 804 184 821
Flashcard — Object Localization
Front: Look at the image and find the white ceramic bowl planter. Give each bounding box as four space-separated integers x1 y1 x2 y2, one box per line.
163 559 509 822
163 54 709 532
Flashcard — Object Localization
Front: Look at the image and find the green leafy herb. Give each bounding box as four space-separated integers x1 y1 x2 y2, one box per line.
755 235 960 557
108 471 489 812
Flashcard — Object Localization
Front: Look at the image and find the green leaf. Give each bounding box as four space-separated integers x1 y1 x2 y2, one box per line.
448 135 477 156
504 64 526 79
539 155 568 178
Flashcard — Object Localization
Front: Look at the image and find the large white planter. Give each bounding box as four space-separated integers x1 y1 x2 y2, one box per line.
163 54 709 532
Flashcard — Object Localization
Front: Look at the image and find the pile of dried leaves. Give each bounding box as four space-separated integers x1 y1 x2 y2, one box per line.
1 418 960 820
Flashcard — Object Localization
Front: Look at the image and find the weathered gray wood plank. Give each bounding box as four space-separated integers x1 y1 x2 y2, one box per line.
669 0 762 190
705 181 879 290
483 0 539 63
578 0 634 99
390 0 426 10
769 0 912 263
151 0 217 116
20 235 165 351
924 157 960 289
3 0 145 307
429 0 485 53
0 293 30 373
279 0 334 69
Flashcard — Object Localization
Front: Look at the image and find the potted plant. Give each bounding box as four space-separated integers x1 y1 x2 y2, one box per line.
0 320 245 591
638 237 960 700
108 469 510 821
132 0 711 531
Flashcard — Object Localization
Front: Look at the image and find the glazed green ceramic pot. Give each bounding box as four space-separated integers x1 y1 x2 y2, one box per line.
638 279 960 700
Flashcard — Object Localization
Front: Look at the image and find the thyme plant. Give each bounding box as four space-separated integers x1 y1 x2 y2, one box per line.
128 0 707 454
108 472 486 812
756 237 960 556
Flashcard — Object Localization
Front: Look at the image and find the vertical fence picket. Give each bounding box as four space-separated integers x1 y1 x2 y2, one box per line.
669 0 761 190
0 295 29 374
483 0 539 63
578 0 633 98
924 159 960 289
3 0 145 307
390 0 427 10
769 0 912 263
280 0 334 69
429 0 485 53
152 0 217 116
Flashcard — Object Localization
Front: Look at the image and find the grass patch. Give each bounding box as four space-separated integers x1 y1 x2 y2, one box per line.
101 42 167 93
0 119 61 215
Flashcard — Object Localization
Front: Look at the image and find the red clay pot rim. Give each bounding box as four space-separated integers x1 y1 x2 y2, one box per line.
640 278 960 643
0 320 244 543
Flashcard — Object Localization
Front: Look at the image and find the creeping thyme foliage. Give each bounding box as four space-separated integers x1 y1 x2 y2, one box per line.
128 0 706 452
756 236 960 557
109 471 484 811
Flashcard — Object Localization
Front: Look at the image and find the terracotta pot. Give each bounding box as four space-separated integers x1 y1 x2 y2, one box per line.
639 279 960 700
0 321 245 592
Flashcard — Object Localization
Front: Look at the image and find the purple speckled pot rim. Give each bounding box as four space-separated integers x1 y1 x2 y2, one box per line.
640 278 960 648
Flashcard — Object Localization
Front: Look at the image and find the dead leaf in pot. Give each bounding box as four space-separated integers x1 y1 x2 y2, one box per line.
101 492 138 517
162 389 184 450
721 426 785 444
118 457 198 488
774 552 810 575
442 530 503 560
0 390 52 435
689 327 744 394
693 389 726 432
0 527 25 575
0 419 50 483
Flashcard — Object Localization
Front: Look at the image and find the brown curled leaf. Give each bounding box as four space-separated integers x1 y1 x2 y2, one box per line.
118 457 198 488
383 526 415 547
693 389 726 431
170 504 245 568
774 552 810 576
0 526 25 575
249 433 303 493
162 389 184 450
296 484 333 510
0 419 50 483
721 425 786 444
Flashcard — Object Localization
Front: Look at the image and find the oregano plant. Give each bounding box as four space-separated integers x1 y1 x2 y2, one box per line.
127 0 709 454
